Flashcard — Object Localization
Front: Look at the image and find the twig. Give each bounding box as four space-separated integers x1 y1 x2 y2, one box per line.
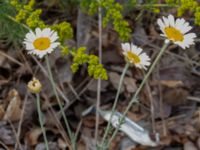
41 94 71 147
95 5 102 144
145 76 156 133
45 56 75 150
0 140 10 150
7 119 23 150
67 82 80 100
36 93 49 150
14 92 28 150
157 64 167 136
187 96 200 103
0 50 23 66
75 119 83 139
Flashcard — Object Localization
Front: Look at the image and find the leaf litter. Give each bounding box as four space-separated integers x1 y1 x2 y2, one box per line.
1 2 200 150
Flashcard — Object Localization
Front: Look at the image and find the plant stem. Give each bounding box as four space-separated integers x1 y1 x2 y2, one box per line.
101 63 129 147
95 5 102 145
36 93 49 150
45 56 76 150
107 42 169 147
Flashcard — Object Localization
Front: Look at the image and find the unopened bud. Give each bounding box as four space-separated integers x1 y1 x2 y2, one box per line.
27 77 42 93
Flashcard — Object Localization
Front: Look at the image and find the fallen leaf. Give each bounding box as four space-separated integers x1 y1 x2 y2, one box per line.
124 77 137 93
159 80 184 88
0 123 15 145
184 141 198 150
58 138 69 150
108 72 124 92
87 80 109 92
26 128 43 146
77 139 87 150
82 115 104 128
0 104 5 119
3 89 22 122
35 142 59 150
163 87 189 106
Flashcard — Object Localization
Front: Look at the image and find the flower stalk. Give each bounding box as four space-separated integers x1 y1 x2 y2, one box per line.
106 42 169 148
45 55 76 150
36 93 49 150
101 62 129 146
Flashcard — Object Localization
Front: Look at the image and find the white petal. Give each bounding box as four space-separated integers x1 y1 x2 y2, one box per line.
184 33 197 39
50 42 60 49
157 18 165 30
41 28 51 37
50 32 59 42
134 47 143 55
25 31 36 42
121 43 130 51
25 43 35 50
168 15 175 27
163 17 169 27
165 39 170 44
175 18 185 31
35 28 42 38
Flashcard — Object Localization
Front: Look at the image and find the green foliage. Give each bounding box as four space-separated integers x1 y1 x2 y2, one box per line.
71 47 108 80
80 0 98 15
165 0 200 26
81 0 131 41
177 0 198 16
26 9 45 29
101 0 131 41
10 0 45 29
51 22 73 44
165 0 179 5
0 2 27 46
0 0 73 47
194 7 200 26
142 0 160 13
61 46 70 56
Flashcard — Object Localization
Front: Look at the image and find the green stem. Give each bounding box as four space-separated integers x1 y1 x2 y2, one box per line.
107 42 169 147
36 93 49 150
100 63 129 148
45 56 76 150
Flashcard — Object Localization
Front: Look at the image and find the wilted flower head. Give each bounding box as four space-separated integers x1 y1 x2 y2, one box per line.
23 28 60 58
157 14 196 49
27 77 42 93
122 43 151 70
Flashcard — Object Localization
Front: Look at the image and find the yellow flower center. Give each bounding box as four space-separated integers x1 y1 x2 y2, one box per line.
127 51 141 64
33 37 51 50
164 27 184 42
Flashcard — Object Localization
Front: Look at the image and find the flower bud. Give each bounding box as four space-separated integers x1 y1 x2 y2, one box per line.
27 77 42 93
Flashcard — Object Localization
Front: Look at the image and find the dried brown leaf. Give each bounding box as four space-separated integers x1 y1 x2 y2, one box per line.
160 80 184 88
26 128 43 146
3 89 22 122
109 72 124 92
124 77 137 93
184 141 198 150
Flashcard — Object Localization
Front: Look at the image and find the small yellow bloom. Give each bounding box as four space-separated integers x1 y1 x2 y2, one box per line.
23 28 60 58
122 43 151 70
27 77 42 93
157 15 196 49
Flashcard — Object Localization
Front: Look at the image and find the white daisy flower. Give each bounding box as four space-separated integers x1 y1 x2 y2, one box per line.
157 14 196 49
122 43 151 70
23 28 60 58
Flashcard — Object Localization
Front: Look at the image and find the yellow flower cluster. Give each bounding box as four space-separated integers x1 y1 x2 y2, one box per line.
51 22 73 44
81 0 131 41
10 0 45 29
166 0 200 26
71 47 108 80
